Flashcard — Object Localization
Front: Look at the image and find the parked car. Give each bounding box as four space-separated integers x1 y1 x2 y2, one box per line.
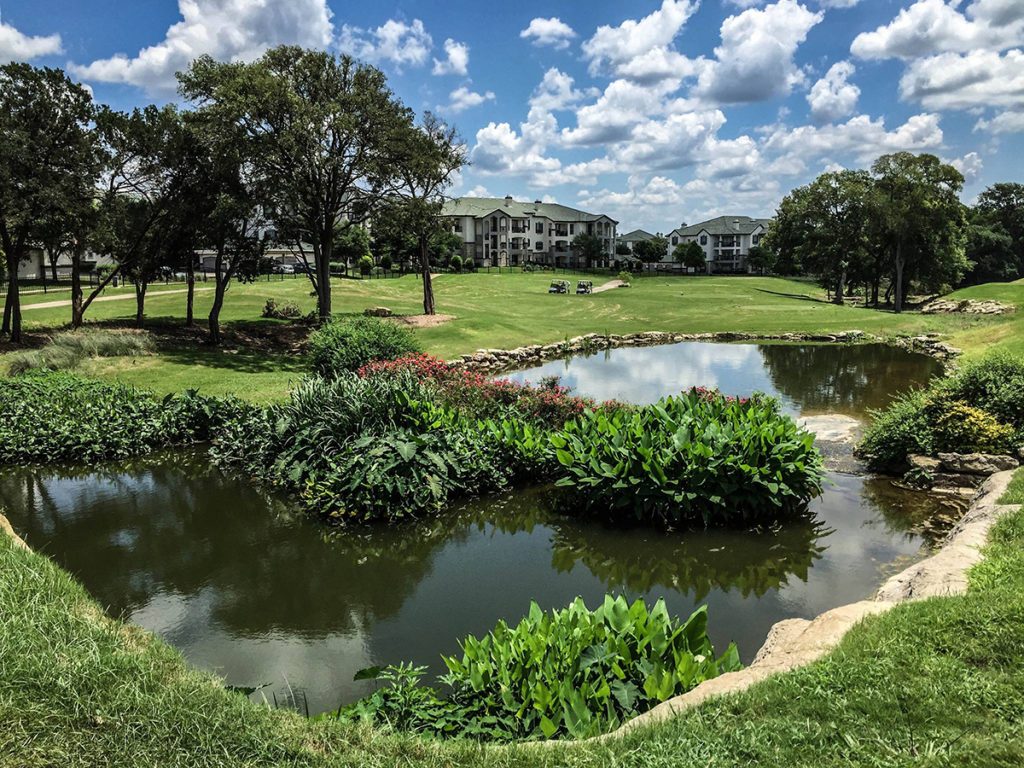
272 263 295 275
548 279 570 294
576 280 594 295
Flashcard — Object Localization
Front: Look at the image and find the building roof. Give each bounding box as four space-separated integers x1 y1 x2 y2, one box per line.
619 229 656 242
674 216 772 237
442 196 617 224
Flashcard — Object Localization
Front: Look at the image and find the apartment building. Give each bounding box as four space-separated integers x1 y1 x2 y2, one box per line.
664 216 771 274
441 196 618 268
618 229 657 254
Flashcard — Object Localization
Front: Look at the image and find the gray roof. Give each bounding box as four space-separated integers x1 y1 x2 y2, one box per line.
442 196 617 224
675 216 772 237
619 229 656 242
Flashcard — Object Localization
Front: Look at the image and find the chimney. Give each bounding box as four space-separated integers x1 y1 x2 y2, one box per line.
732 219 740 230
535 200 543 205
504 195 513 206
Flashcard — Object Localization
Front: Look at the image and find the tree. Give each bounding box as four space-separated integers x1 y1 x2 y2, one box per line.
334 225 372 271
571 232 603 267
745 244 776 275
179 47 413 322
615 242 631 256
380 112 466 315
0 64 97 342
673 240 705 272
872 152 966 312
972 182 1024 281
633 236 668 264
964 219 1017 285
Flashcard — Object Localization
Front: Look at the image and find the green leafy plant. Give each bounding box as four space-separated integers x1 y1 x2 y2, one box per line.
340 596 741 741
551 389 823 527
5 330 153 375
260 298 302 320
308 316 421 378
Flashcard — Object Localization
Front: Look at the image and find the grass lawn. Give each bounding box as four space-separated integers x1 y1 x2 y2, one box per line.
3 479 1023 767
6 273 1023 401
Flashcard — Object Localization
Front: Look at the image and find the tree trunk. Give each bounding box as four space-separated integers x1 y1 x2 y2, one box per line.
48 249 59 283
834 269 846 305
871 279 880 307
420 237 435 316
208 252 228 345
3 253 20 343
316 234 332 322
134 279 148 329
894 241 905 314
71 250 84 328
185 266 195 327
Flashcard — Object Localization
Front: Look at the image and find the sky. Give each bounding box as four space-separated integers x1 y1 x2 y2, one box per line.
1 0 1022 232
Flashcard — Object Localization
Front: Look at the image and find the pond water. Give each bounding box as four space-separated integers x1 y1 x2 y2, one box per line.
1 342 948 715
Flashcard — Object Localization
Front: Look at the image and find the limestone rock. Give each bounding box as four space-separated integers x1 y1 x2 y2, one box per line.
908 454 941 471
363 306 393 317
938 452 1019 475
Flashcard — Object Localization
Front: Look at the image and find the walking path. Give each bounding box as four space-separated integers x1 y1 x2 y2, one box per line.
23 287 213 311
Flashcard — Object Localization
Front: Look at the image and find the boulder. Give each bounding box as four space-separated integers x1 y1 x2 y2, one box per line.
938 452 1020 475
908 454 942 471
931 472 986 490
363 306 393 317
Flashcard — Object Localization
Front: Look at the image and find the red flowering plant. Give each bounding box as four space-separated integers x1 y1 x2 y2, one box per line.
356 354 618 426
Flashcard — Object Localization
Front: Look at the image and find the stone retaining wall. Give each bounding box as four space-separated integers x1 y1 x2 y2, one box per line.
451 330 961 374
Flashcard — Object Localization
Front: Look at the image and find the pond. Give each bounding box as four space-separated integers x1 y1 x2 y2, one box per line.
0 342 949 716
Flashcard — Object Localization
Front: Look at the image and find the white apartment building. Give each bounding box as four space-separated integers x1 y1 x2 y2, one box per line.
441 196 618 268
665 216 771 274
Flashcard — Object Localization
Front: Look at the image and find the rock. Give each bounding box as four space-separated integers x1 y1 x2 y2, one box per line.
363 306 393 317
938 452 1020 475
797 414 861 443
920 298 1015 315
908 454 941 471
931 472 986 490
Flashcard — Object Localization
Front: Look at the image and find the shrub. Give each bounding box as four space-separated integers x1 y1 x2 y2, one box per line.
859 352 1024 470
342 596 740 741
260 298 302 320
357 254 374 275
450 254 462 272
0 372 243 464
379 254 393 272
550 389 823 527
617 270 633 285
6 330 153 374
308 316 421 378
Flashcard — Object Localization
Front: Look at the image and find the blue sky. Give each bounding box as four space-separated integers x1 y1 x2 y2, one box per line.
2 0 1022 231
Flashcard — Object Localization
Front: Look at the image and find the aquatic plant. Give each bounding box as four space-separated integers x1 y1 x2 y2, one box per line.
339 595 740 741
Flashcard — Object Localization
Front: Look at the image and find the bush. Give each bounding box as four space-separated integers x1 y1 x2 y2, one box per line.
551 389 823 527
378 254 393 272
308 316 421 378
260 298 302 320
357 254 374 275
6 330 153 375
859 352 1024 470
341 596 740 741
617 270 633 285
450 254 462 272
0 372 244 465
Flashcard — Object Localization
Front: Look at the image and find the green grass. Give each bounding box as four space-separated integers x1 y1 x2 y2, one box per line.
6 273 1023 402
998 467 1024 506
3 496 1024 767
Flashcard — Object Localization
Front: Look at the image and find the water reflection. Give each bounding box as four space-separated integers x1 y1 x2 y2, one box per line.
503 342 940 417
0 450 944 714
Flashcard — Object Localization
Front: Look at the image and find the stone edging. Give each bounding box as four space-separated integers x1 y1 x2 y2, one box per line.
603 470 1017 739
450 330 961 374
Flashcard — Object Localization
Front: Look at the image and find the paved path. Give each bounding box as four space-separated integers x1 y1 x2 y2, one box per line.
591 279 625 293
23 287 213 311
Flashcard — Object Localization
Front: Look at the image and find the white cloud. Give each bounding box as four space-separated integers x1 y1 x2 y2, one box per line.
432 38 469 76
851 0 1024 60
899 49 1024 110
562 78 682 146
693 0 824 104
470 122 561 181
439 85 495 114
807 61 860 123
950 151 983 183
0 21 62 62
582 0 698 81
974 110 1024 134
762 112 944 163
519 18 576 50
338 18 431 69
465 184 491 197
612 110 728 171
70 0 333 94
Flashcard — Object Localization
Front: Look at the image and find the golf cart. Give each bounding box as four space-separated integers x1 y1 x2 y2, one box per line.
576 280 594 295
548 279 570 294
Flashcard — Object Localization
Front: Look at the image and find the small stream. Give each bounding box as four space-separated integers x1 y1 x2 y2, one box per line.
0 342 953 715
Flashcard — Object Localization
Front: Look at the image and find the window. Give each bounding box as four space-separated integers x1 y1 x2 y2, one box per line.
671 236 678 245
535 241 544 251
535 222 543 234
569 223 575 235
699 235 707 245
753 234 762 244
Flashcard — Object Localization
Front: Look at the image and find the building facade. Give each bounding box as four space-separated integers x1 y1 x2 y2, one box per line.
441 196 618 268
618 229 656 254
664 216 771 274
